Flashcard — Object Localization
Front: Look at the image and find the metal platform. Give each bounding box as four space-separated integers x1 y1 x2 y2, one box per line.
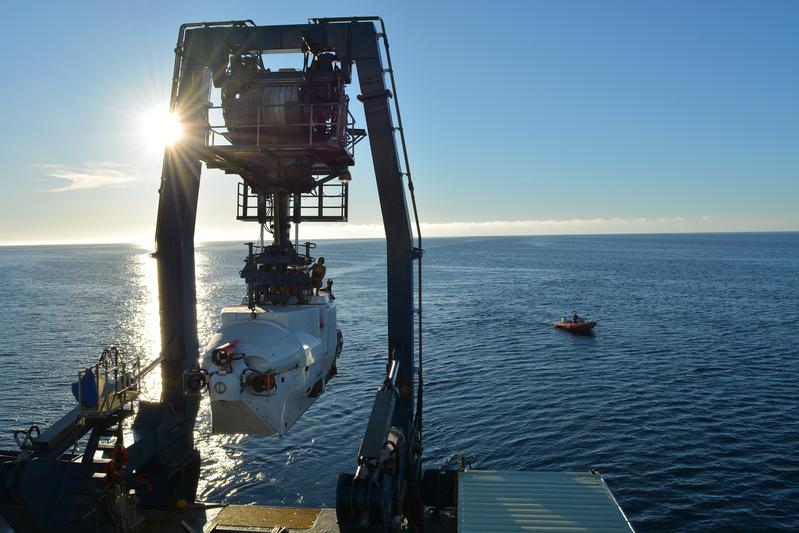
457 471 634 533
141 505 338 533
140 504 453 533
201 143 355 178
236 180 348 223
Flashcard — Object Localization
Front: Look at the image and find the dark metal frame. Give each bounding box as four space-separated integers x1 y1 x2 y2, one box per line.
237 180 349 222
155 18 421 531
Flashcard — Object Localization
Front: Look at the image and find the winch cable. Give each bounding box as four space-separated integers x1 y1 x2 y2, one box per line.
375 19 424 445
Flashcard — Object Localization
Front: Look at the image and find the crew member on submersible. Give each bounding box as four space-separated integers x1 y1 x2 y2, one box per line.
310 257 326 295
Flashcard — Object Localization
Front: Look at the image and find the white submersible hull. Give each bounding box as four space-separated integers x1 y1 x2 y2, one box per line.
202 297 341 435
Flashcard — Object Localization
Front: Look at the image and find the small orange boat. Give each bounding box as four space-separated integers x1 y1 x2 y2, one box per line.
555 315 597 332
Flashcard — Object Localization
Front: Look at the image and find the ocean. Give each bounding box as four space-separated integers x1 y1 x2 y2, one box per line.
0 233 797 531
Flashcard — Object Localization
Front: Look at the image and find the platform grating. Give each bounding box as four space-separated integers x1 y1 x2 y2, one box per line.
458 471 634 533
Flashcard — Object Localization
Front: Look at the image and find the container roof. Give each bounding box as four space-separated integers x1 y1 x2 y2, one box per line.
458 470 634 533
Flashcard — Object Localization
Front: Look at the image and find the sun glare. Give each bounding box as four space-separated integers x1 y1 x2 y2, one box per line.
141 108 184 150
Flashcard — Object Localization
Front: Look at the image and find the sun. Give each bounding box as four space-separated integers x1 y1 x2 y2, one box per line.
140 108 184 151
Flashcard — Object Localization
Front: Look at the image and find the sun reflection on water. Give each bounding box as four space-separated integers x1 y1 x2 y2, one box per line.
193 249 249 499
134 250 162 402
126 247 245 499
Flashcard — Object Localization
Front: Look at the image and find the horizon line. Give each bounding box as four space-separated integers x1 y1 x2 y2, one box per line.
1 229 797 248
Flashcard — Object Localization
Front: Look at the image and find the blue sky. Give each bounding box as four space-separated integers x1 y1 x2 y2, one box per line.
0 1 796 244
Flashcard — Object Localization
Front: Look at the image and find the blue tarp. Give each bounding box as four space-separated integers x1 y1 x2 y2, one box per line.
71 371 99 407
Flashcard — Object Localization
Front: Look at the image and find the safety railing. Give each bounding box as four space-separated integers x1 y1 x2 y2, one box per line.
206 100 358 155
237 181 348 222
75 347 140 418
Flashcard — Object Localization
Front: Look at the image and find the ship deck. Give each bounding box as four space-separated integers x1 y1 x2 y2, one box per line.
142 505 339 533
134 470 632 533
0 471 632 532
142 504 452 533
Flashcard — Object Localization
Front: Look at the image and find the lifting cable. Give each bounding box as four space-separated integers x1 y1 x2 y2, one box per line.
376 19 425 443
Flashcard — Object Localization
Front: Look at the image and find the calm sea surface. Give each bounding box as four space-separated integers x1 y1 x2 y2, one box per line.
1 233 798 531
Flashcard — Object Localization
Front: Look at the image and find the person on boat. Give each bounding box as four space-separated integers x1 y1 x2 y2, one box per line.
310 257 327 295
572 311 580 323
324 278 335 300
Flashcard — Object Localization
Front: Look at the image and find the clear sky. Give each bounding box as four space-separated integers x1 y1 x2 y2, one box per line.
0 1 796 245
